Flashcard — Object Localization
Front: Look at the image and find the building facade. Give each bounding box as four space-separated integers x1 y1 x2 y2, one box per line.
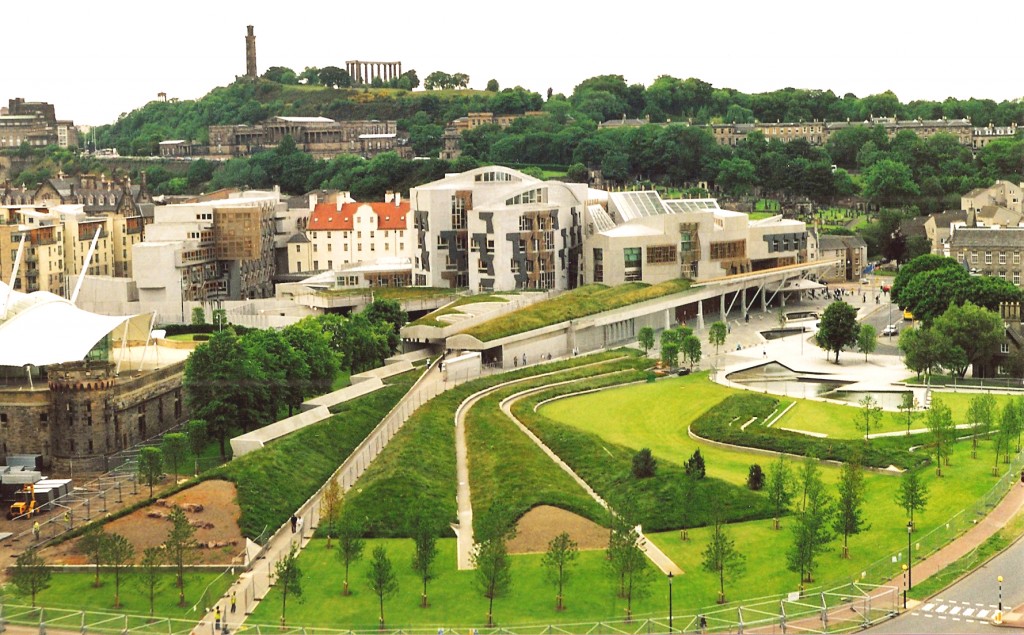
816 234 868 283
0 98 78 149
204 117 408 160
950 226 1024 287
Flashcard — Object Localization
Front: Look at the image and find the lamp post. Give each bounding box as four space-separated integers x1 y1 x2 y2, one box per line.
901 564 908 609
667 571 674 633
999 575 1003 612
907 521 913 591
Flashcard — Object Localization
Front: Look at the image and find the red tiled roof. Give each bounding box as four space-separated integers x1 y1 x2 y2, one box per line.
340 201 411 230
307 202 354 231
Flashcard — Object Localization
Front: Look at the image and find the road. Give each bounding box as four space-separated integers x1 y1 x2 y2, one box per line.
870 533 1024 633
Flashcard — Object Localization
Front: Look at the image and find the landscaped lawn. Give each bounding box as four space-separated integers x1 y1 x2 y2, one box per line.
249 538 668 629
409 293 518 328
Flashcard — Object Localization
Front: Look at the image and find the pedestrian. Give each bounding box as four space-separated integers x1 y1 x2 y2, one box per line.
763 349 767 358
290 515 297 533
513 355 518 368
63 510 70 528
231 590 237 613
522 353 527 366
32 521 40 541
215 606 222 631
296 516 304 535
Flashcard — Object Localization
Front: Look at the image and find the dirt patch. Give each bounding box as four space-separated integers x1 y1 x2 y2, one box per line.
45 479 244 566
507 505 608 554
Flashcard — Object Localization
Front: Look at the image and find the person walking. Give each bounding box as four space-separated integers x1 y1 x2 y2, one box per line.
290 515 297 533
32 521 40 541
215 606 222 631
230 590 237 614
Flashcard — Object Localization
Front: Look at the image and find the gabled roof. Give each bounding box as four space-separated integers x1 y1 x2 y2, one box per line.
306 200 411 231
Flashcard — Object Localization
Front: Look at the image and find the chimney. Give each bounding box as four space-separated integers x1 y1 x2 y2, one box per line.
395 193 401 207
309 192 318 211
385 190 394 204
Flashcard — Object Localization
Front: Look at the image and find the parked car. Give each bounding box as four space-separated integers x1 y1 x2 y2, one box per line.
677 368 691 376
882 324 899 336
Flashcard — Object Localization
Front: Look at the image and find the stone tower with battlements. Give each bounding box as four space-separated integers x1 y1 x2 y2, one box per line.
245 25 257 79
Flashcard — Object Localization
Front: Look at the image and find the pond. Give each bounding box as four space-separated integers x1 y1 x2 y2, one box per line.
727 362 910 407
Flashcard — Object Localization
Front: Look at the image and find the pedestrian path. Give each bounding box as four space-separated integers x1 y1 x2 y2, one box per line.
912 598 998 623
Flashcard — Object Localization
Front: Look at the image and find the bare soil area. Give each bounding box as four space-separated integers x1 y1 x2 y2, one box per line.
45 479 244 566
507 505 608 554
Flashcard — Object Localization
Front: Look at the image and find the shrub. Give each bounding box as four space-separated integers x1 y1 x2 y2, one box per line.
685 449 706 479
632 448 657 479
747 464 765 490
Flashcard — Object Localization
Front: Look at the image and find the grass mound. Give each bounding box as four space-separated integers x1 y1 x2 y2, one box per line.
215 371 419 539
463 280 691 342
691 394 929 470
514 379 774 531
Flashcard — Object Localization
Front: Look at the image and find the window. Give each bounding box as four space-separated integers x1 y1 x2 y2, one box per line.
1000 252 1007 265
986 251 992 264
971 252 978 264
1001 343 1010 354
1015 271 1021 286
313 244 318 252
647 245 677 264
314 260 319 269
327 260 333 269
451 196 467 229
327 243 332 251
519 216 533 231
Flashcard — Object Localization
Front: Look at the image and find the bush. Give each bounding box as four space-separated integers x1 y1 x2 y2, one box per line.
632 448 657 479
193 334 210 342
685 449 706 479
747 464 765 490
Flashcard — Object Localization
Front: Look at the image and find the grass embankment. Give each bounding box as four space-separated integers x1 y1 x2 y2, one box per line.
467 360 652 538
514 377 773 530
215 370 419 539
342 350 646 538
248 538 664 629
463 280 692 342
409 293 515 328
692 394 926 469
8 570 232 621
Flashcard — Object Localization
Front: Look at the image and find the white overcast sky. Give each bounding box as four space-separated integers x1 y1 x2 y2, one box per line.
7 0 1023 126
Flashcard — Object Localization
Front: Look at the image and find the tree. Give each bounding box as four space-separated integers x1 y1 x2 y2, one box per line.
318 66 351 89
485 79 500 92
363 299 408 355
637 326 655 356
410 513 439 608
164 506 197 606
708 321 728 357
605 512 651 621
336 510 365 595
474 534 513 627
701 519 745 603
631 448 657 479
137 446 163 498
747 464 765 490
899 326 955 381
284 317 341 398
896 469 929 530
967 394 996 459
685 449 706 479
137 546 165 616
833 459 867 559
857 324 877 360
924 398 955 476
276 543 303 625
682 334 702 369
366 545 398 628
898 393 919 436
78 525 110 587
161 433 189 485
890 254 961 307
190 306 206 325
262 66 298 84
786 459 833 584
321 479 342 550
185 419 207 475
104 532 135 608
243 328 308 418
815 301 859 363
862 159 920 208
766 455 793 529
12 548 50 607
995 400 1018 473
933 302 1004 378
857 395 883 440
542 532 579 610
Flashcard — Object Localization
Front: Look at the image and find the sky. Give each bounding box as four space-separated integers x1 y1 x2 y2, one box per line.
6 1 1023 126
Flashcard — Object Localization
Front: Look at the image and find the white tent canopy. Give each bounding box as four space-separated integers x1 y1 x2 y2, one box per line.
0 281 153 367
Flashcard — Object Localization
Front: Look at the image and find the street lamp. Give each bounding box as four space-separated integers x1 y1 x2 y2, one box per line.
907 521 913 591
667 571 674 633
901 564 908 609
999 575 1003 612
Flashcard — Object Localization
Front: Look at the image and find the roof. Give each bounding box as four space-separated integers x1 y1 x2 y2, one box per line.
951 227 1024 248
0 282 152 367
818 234 867 250
275 116 334 124
601 224 664 238
358 133 397 139
287 233 310 244
159 140 187 145
306 200 411 231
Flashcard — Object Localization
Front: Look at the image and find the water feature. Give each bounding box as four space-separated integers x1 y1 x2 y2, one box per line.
727 362 910 406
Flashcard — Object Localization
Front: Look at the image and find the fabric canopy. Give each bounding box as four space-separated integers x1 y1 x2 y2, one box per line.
0 282 153 367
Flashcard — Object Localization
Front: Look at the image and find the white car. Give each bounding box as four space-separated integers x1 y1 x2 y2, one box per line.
882 324 899 336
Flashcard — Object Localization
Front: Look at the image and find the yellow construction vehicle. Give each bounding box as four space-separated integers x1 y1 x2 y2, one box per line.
7 484 37 520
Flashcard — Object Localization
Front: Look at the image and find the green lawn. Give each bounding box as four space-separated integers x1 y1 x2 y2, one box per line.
249 538 668 629
6 570 232 621
330 369 352 391
410 293 517 328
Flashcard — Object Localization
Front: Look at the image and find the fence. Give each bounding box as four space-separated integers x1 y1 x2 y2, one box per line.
0 581 898 635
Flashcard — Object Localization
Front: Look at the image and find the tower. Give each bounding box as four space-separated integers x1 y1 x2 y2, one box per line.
245 25 257 79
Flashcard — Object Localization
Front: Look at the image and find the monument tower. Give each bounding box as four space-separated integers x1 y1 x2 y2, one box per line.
245 25 257 79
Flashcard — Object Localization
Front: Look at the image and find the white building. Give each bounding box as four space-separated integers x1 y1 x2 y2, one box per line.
410 166 588 291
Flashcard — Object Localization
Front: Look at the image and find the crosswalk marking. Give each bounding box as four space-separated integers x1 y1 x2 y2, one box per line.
936 605 949 614
963 608 975 617
950 606 962 615
922 603 935 612
978 609 990 618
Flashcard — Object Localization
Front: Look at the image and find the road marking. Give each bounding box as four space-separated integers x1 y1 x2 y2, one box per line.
963 608 975 617
922 603 935 612
938 616 947 620
952 618 960 622
976 603 986 607
950 606 962 615
925 614 933 619
978 610 990 618
990 604 999 609
936 605 949 614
